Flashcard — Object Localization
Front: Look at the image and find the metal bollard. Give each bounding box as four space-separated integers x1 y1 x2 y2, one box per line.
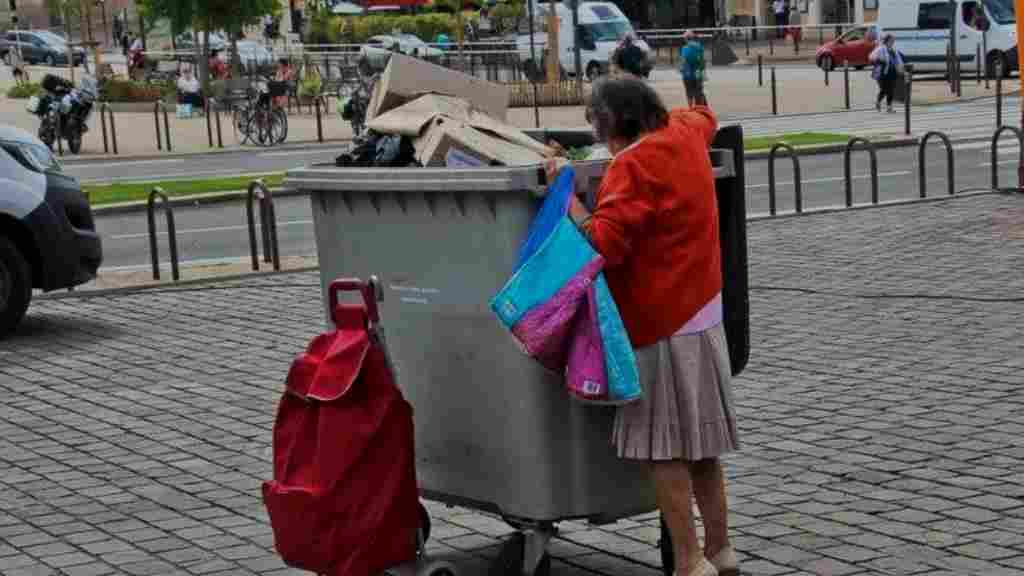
771 67 778 115
918 131 955 198
976 44 982 85
147 187 180 282
844 63 850 110
769 34 774 55
996 70 1003 127
205 97 223 148
315 96 324 143
246 179 281 272
904 67 913 136
99 101 119 155
983 32 989 89
55 112 64 157
758 54 763 86
844 137 880 206
825 64 829 86
154 101 171 151
745 29 750 55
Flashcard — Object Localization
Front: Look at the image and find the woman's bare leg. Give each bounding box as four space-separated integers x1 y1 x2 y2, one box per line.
652 460 703 574
690 458 730 561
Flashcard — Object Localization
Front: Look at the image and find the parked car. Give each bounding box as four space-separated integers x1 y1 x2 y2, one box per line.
173 31 228 54
235 40 274 71
0 125 102 337
358 34 444 73
816 25 878 71
1 30 86 67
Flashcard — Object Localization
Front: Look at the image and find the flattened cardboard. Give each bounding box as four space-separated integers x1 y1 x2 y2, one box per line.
415 117 547 167
367 53 511 121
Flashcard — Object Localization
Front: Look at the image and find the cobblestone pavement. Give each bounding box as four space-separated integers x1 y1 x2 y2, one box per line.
3 193 1024 576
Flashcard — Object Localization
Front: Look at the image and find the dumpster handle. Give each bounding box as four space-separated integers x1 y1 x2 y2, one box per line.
329 277 381 327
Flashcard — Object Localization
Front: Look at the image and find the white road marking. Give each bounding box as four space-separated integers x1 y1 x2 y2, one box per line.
746 170 912 189
108 219 314 240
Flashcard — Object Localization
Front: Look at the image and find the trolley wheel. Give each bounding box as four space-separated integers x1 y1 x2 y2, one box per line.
418 502 432 545
490 532 551 576
659 514 673 576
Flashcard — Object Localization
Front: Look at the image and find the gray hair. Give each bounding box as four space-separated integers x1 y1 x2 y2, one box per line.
587 76 669 143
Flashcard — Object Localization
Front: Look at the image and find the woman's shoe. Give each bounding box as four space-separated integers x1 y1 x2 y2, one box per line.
688 558 719 576
876 101 882 111
709 546 739 576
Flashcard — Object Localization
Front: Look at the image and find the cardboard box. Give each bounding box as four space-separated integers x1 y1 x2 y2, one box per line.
414 117 548 168
367 53 511 121
367 93 555 158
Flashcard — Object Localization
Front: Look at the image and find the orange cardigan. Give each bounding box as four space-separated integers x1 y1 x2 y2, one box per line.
584 106 722 348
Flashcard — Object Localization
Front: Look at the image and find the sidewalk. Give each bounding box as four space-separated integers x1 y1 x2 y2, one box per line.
4 192 1023 576
1 64 1017 160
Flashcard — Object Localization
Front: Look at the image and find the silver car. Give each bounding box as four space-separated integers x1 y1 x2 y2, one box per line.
358 34 444 73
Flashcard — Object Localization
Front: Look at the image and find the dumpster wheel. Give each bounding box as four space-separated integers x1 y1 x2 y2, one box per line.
491 531 552 576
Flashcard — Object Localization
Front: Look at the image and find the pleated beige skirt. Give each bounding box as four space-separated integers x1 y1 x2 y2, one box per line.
612 323 740 461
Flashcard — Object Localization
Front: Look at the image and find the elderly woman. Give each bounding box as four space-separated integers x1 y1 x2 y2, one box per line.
553 77 740 576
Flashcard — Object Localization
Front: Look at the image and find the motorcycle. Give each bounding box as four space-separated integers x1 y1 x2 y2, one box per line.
26 74 97 155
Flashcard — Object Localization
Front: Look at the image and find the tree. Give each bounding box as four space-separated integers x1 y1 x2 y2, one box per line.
139 0 277 88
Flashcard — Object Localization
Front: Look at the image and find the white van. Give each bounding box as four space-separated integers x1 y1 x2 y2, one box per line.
876 0 1017 75
516 1 649 80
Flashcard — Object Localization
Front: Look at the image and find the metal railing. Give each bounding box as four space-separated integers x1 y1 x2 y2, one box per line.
844 137 879 207
919 132 954 198
768 142 802 216
246 179 281 272
154 100 172 152
98 102 118 155
990 126 1024 191
147 187 180 282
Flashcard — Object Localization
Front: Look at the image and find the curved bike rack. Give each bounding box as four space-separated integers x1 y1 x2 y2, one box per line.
918 131 955 198
246 179 281 272
990 125 1024 191
99 102 118 155
154 101 172 152
768 142 802 215
844 137 879 207
206 97 224 149
147 187 180 282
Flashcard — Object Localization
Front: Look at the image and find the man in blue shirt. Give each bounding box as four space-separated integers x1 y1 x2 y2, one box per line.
679 31 707 107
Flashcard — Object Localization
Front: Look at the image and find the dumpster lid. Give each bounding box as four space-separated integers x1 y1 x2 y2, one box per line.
285 149 735 193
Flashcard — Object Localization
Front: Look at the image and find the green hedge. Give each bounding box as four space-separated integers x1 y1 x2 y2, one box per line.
5 82 43 99
99 79 172 102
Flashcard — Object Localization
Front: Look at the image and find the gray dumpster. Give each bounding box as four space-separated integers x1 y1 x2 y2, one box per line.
285 127 745 576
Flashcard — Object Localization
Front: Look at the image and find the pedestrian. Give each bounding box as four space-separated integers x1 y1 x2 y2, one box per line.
870 33 904 112
610 33 651 79
679 30 707 107
560 77 740 576
773 0 787 39
176 65 204 114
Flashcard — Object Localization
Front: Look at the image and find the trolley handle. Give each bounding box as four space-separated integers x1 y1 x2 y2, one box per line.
328 276 381 326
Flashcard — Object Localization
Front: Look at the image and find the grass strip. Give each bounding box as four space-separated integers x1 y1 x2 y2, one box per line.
745 132 852 151
84 174 285 206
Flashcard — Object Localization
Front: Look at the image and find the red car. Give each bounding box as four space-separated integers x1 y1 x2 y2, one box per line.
816 25 878 70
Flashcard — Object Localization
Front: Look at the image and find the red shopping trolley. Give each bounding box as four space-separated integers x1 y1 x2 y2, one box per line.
262 277 456 576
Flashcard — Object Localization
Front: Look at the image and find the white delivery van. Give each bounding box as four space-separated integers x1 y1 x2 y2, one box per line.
516 1 649 80
876 0 1016 75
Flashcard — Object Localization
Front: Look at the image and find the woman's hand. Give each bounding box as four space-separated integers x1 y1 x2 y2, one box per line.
545 157 569 184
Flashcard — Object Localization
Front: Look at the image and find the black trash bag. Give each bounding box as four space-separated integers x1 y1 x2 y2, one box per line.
335 132 381 167
374 135 417 167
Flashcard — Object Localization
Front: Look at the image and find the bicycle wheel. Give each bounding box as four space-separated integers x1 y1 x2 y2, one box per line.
234 105 254 145
272 107 288 145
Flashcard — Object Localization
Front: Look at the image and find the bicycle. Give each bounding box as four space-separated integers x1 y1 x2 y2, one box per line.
233 78 289 147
